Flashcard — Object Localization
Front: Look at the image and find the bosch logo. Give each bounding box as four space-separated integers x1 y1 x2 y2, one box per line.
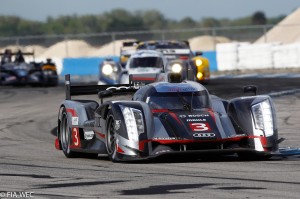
193 133 216 138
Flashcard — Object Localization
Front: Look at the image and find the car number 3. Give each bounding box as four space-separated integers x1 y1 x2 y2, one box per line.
72 128 80 146
189 123 211 131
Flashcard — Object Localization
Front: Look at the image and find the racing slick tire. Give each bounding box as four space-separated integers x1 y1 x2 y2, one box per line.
59 108 81 158
105 110 118 162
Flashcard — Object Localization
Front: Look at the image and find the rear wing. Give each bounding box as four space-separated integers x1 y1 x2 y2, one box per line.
120 40 140 57
65 73 159 100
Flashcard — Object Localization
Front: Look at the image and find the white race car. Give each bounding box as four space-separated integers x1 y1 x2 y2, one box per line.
119 50 168 84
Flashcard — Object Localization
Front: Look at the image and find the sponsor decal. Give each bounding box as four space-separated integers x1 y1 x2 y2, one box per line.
72 117 79 125
179 114 210 118
187 114 210 118
155 149 171 155
114 120 121 131
153 137 177 140
193 133 216 138
168 87 196 92
83 121 95 127
84 130 94 140
186 118 206 122
189 122 211 132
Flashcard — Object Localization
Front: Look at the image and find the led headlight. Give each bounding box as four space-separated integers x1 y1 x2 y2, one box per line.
196 72 203 79
195 59 203 67
121 106 144 141
102 64 114 75
251 99 274 137
171 63 182 73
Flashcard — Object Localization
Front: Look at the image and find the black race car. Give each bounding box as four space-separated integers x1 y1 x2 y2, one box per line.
55 74 282 162
0 49 58 86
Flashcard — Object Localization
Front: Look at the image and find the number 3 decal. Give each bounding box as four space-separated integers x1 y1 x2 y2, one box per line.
71 127 81 147
189 123 211 132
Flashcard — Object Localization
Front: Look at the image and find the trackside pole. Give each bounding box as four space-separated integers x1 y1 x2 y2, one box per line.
65 74 71 100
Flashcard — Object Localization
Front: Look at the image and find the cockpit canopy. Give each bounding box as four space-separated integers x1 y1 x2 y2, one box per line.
133 81 211 110
129 57 164 69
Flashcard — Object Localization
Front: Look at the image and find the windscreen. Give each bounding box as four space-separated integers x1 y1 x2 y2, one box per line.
148 91 210 110
129 57 163 68
138 43 188 50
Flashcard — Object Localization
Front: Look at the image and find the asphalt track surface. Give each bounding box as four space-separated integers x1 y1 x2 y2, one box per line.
0 77 300 199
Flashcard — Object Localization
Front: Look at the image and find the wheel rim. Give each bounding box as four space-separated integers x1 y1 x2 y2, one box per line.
107 116 116 155
60 114 70 151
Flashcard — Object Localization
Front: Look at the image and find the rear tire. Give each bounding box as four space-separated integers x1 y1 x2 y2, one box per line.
105 111 118 162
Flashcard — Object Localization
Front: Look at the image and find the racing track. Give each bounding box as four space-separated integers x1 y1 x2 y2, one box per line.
0 78 300 199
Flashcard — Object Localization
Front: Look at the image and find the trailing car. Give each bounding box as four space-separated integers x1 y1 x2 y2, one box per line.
131 40 210 83
99 50 168 85
0 49 58 86
54 74 283 162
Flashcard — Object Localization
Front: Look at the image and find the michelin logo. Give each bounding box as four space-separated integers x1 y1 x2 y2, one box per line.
186 119 206 122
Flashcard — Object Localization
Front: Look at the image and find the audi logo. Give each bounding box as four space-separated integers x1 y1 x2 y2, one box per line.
193 133 216 138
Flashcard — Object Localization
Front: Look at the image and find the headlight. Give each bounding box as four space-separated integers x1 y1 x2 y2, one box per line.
102 64 114 75
171 63 182 73
196 72 203 79
121 106 144 141
251 99 274 137
195 59 203 67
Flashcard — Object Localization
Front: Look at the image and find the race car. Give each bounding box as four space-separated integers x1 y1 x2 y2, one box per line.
134 40 210 83
54 74 282 162
99 50 168 85
0 49 58 86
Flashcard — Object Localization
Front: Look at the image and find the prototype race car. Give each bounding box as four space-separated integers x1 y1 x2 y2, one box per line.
55 74 282 162
0 49 58 86
99 50 168 85
133 40 210 83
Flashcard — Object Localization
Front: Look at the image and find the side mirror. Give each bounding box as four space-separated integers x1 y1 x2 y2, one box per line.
98 90 113 104
243 85 257 96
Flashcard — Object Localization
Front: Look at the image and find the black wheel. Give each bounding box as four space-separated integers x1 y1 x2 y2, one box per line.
59 108 80 158
105 111 118 162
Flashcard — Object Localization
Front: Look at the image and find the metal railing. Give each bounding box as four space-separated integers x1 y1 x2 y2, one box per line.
0 24 298 57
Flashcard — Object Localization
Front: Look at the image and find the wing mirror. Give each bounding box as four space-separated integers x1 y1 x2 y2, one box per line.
243 85 257 96
98 90 113 104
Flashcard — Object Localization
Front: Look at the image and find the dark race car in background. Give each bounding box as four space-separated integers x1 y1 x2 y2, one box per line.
0 49 58 86
54 74 283 162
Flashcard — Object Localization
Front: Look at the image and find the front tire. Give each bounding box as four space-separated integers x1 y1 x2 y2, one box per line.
60 108 80 158
105 111 118 162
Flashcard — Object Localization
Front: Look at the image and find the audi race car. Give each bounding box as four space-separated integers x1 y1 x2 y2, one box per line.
54 74 282 162
0 49 58 86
